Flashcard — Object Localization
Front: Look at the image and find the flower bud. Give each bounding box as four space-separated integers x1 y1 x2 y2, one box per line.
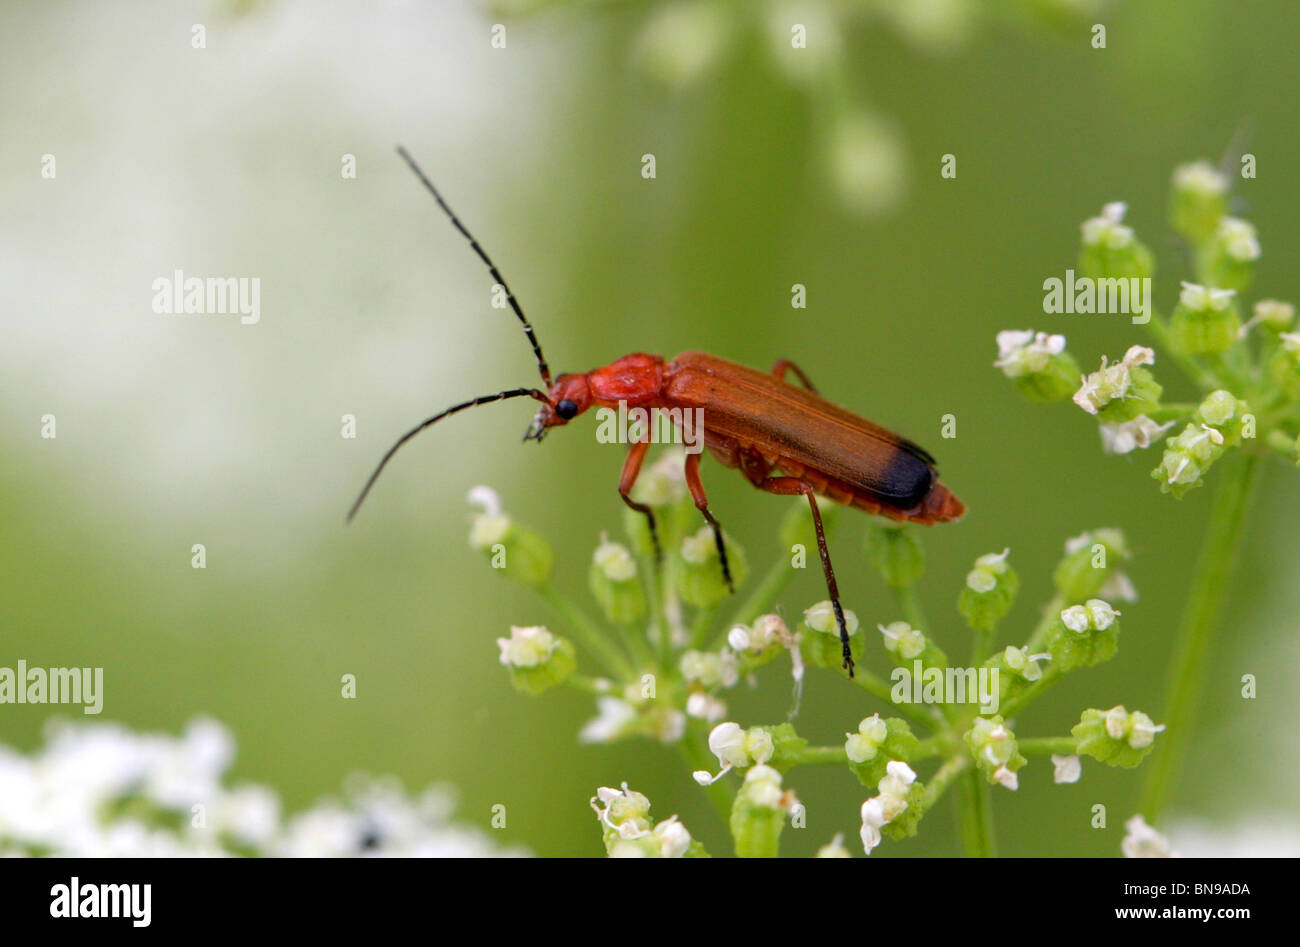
1078 202 1154 281
1170 282 1240 355
1048 598 1121 671
846 716 919 789
468 487 553 588
678 527 748 607
994 330 1080 402
496 625 576 695
1072 706 1164 768
1171 161 1228 242
730 764 796 858
958 549 1019 632
588 536 646 622
1053 528 1132 602
1269 333 1300 400
964 716 1026 789
863 524 925 588
1152 390 1249 498
1203 217 1260 291
1250 299 1295 333
1072 346 1162 420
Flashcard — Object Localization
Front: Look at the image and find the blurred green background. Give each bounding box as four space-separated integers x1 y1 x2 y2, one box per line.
2 0 1297 856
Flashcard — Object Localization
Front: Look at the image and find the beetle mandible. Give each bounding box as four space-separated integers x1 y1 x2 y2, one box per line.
348 147 965 677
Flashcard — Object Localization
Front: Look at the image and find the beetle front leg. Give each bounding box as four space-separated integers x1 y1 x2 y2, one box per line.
683 451 735 594
618 438 661 563
758 476 854 677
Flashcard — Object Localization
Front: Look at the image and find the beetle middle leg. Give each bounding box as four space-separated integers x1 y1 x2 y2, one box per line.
618 438 661 563
772 358 818 394
683 451 735 593
758 476 855 677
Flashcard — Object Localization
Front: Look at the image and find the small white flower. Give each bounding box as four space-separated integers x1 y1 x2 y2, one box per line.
1099 572 1139 603
816 833 852 858
804 601 859 636
578 697 637 745
1180 281 1236 311
727 625 752 651
685 692 727 723
859 797 886 854
1100 415 1175 454
1173 161 1227 198
1104 706 1131 740
1060 605 1091 633
1218 217 1260 261
496 625 557 668
885 760 917 785
992 765 1019 791
592 536 637 581
707 721 748 769
994 330 1067 378
1122 814 1179 858
1127 712 1166 750
653 817 692 858
1051 754 1082 784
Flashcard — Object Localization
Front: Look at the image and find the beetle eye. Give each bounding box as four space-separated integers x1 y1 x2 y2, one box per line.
555 398 579 420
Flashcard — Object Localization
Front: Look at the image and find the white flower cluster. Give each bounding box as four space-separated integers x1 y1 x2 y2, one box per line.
0 718 523 858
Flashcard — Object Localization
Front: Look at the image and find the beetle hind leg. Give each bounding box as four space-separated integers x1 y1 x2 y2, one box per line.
683 452 735 594
758 476 855 677
771 358 818 394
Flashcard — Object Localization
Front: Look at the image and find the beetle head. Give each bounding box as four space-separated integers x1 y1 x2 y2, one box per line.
524 373 593 442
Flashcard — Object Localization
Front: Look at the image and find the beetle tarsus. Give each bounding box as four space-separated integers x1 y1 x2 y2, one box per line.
833 599 855 678
703 514 735 594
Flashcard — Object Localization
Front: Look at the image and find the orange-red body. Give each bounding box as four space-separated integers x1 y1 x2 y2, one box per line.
535 352 964 524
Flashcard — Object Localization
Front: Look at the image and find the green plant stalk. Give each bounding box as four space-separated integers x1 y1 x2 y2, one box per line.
1018 736 1078 755
1142 450 1261 823
956 769 996 858
850 667 942 731
537 583 636 680
723 554 796 637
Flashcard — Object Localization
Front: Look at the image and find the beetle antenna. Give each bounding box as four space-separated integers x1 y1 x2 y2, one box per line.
347 387 548 523
395 146 553 387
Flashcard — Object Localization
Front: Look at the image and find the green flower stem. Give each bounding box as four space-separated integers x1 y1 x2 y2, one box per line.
1148 402 1201 421
850 668 943 731
615 618 658 674
537 582 636 680
786 745 849 767
680 726 735 824
997 668 1061 721
920 754 968 812
891 581 928 632
1142 449 1261 823
636 550 670 672
956 769 996 858
688 600 721 653
1018 736 1078 755
1024 594 1065 653
1143 309 1223 390
565 674 611 696
722 554 795 641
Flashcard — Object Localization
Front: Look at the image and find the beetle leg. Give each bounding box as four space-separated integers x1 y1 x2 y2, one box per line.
683 451 735 594
771 358 818 394
618 439 661 563
758 476 854 677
